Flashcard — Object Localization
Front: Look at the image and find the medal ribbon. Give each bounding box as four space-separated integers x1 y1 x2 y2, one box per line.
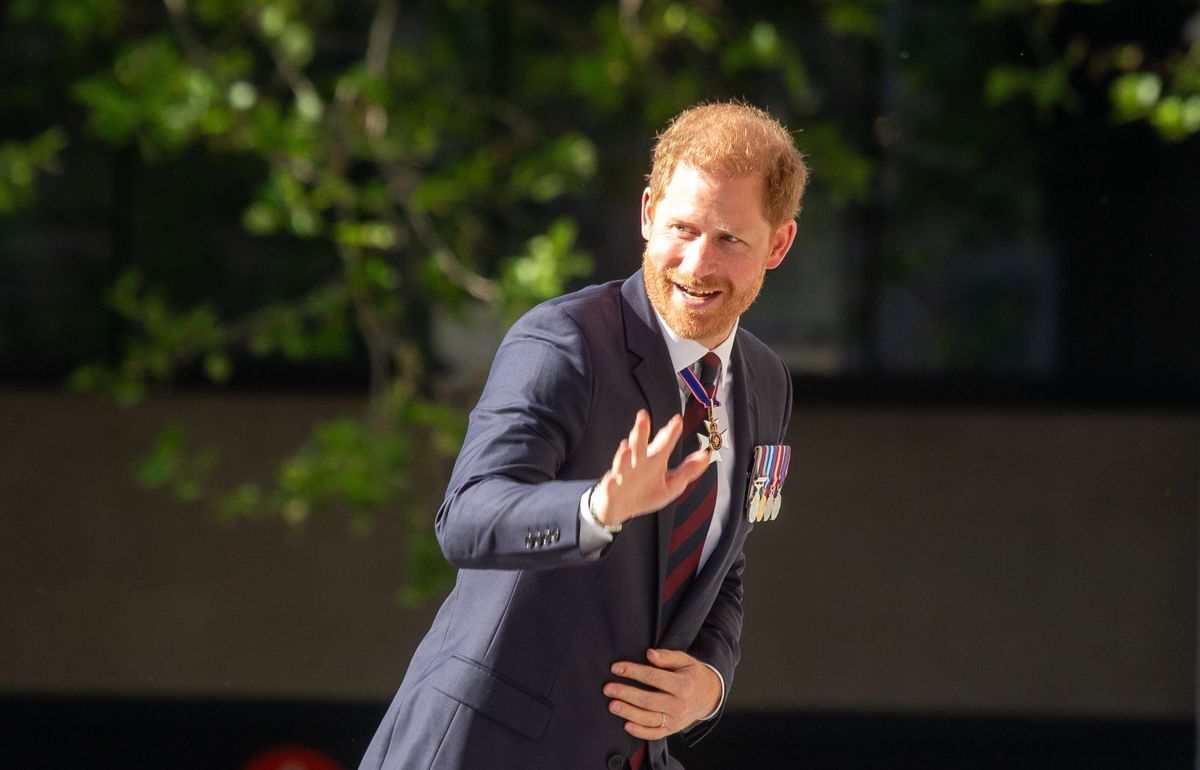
753 447 769 483
769 445 790 495
678 361 720 408
749 449 768 499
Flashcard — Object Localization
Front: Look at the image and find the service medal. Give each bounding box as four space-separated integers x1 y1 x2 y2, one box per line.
679 361 725 463
747 475 768 522
698 413 727 463
747 445 792 523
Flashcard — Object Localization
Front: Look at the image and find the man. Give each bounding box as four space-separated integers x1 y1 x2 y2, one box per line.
358 101 807 770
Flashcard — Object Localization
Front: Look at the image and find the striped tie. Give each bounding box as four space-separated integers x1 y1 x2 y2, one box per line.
659 351 721 634
629 351 721 770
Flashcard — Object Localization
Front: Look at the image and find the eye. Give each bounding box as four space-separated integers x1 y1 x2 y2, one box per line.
719 233 741 244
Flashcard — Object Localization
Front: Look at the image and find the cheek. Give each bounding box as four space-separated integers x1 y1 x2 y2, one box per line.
726 260 764 291
646 241 681 270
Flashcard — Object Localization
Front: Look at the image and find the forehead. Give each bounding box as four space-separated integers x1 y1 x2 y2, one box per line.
655 164 768 225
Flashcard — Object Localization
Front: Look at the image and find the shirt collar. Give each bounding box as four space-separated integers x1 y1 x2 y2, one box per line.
650 307 738 386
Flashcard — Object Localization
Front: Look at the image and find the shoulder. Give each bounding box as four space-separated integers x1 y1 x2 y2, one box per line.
506 279 625 343
734 326 788 387
486 279 626 387
537 278 623 325
735 325 793 440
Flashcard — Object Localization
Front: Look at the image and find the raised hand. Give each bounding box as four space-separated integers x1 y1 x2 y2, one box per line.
589 409 710 530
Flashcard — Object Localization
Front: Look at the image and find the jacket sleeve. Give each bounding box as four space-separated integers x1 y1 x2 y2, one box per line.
681 547 745 745
683 353 793 745
435 302 603 571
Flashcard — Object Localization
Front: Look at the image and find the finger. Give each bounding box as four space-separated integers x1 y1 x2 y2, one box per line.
610 700 671 737
645 413 682 457
603 682 668 713
622 714 672 740
647 648 694 671
611 438 631 476
628 409 650 465
665 449 710 492
611 660 671 692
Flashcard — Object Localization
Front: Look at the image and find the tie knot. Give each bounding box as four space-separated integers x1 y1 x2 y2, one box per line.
696 352 720 391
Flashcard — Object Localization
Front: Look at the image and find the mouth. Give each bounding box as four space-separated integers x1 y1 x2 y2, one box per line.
671 280 721 303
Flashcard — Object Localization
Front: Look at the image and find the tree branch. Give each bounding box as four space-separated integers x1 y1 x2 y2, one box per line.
366 0 399 77
375 159 499 303
162 0 213 67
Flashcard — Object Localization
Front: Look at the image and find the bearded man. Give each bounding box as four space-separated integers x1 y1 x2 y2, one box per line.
359 101 807 770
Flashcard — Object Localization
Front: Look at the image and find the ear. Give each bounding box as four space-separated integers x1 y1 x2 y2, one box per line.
765 220 797 270
640 187 654 241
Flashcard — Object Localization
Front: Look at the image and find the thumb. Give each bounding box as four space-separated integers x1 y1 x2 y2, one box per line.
647 648 693 670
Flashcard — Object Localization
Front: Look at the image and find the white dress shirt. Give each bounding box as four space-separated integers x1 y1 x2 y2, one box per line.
577 312 740 721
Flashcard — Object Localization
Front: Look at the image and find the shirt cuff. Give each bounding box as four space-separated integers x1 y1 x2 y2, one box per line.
578 487 613 559
700 662 726 721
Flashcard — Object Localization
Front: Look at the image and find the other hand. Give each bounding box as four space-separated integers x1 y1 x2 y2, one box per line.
603 648 722 739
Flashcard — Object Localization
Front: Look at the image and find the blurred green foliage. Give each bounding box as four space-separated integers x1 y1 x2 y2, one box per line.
1 0 873 603
0 128 68 213
3 0 1197 602
980 0 1200 140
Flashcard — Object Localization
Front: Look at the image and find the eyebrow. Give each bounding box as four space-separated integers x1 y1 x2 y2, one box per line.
666 216 747 235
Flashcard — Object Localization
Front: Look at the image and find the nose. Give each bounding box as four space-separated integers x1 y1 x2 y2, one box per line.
679 235 718 279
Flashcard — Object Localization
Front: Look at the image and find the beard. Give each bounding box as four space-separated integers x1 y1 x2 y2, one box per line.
642 248 767 347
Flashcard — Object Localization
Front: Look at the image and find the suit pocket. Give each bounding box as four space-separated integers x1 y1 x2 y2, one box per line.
427 654 553 740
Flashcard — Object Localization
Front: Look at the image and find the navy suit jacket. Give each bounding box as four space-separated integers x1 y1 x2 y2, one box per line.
358 271 792 770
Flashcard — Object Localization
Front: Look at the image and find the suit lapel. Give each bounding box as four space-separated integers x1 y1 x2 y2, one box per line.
619 272 681 635
658 332 758 645
620 272 678 435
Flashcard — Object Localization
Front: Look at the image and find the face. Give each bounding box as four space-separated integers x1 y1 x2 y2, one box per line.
641 164 796 349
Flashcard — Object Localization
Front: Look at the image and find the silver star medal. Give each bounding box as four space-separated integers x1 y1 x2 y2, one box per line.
748 476 768 522
766 486 781 520
697 412 727 463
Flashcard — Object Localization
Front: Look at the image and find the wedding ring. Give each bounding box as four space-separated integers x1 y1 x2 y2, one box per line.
659 712 667 729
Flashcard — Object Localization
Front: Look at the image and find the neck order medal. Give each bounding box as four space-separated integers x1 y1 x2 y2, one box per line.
678 358 725 464
698 410 726 463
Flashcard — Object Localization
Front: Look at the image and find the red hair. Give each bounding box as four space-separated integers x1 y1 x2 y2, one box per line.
647 101 808 227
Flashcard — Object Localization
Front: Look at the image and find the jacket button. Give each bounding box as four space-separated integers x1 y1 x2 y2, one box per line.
524 533 534 548
606 754 625 770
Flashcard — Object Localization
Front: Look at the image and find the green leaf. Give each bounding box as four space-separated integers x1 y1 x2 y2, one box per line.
204 353 232 383
137 426 185 488
824 4 884 38
258 5 288 38
279 22 314 66
399 526 457 606
510 133 597 203
498 218 593 319
1111 71 1162 121
0 127 68 213
216 483 263 521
